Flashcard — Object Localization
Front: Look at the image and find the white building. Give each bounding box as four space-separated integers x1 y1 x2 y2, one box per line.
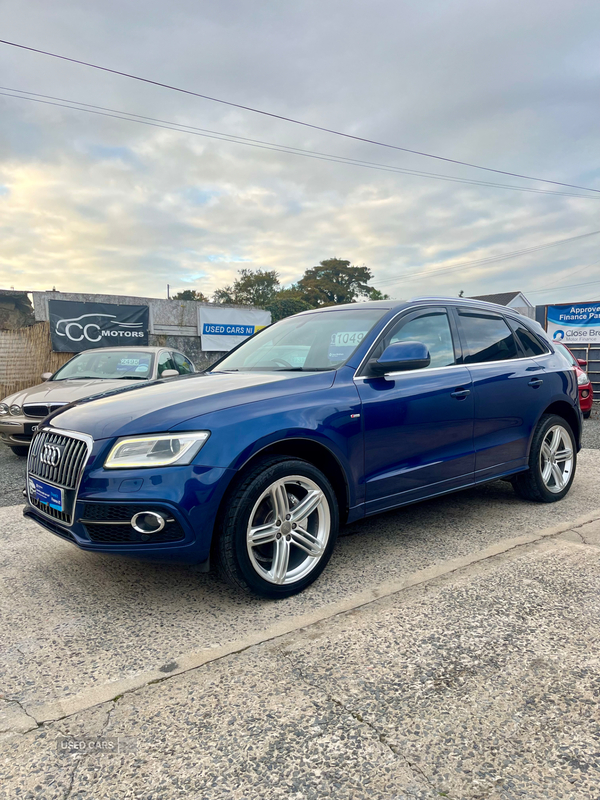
469 291 534 319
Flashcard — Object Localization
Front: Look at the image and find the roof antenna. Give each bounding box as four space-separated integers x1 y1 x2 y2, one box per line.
458 290 464 297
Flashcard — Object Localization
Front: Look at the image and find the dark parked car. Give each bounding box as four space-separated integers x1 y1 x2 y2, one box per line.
24 298 581 598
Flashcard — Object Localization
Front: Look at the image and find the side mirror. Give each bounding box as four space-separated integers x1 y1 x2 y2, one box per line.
577 358 587 368
160 369 180 379
41 372 53 381
369 341 431 376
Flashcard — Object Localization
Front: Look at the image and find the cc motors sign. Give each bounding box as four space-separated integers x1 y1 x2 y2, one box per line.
49 300 149 352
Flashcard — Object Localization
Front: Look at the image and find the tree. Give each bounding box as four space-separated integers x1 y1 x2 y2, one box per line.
266 296 314 322
213 269 280 307
297 258 389 306
172 289 208 302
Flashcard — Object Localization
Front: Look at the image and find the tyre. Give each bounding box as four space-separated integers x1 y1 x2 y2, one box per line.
512 414 576 502
216 456 339 598
10 446 29 457
583 410 591 420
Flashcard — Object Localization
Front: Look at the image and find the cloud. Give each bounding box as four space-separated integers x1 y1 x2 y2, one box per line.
0 0 599 304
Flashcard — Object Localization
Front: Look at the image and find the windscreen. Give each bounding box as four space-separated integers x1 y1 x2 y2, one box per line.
51 351 154 380
212 308 388 372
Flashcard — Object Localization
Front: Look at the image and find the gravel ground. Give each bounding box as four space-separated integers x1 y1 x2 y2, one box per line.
0 445 26 507
582 412 600 449
3 530 600 799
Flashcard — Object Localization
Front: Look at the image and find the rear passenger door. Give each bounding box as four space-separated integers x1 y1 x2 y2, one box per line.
452 307 546 481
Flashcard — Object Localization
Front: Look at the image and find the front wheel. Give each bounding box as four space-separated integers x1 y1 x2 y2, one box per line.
512 414 576 502
583 410 591 420
10 445 29 457
217 456 339 598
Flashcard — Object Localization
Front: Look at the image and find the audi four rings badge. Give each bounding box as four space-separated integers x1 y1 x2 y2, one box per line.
40 444 62 466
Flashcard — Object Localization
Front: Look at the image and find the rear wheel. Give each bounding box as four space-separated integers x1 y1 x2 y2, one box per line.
10 446 29 457
512 414 576 502
217 456 339 598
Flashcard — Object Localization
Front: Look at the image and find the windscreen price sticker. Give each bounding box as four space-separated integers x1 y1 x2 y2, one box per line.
330 331 366 346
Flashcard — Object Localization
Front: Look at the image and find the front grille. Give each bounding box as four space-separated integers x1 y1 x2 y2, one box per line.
83 521 185 544
79 503 185 545
24 403 66 419
30 497 71 524
28 430 89 490
27 429 91 525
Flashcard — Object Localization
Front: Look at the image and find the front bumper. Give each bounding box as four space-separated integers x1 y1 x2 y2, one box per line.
24 461 235 564
0 415 43 447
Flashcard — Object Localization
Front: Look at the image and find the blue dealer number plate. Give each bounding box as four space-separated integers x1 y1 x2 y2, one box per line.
29 477 64 512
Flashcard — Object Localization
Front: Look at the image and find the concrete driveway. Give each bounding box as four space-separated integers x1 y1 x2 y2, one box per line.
1 427 600 798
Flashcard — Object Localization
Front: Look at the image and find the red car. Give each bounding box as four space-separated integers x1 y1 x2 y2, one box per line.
554 342 593 418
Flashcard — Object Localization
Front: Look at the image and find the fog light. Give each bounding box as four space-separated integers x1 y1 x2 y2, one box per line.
582 390 589 398
131 511 167 534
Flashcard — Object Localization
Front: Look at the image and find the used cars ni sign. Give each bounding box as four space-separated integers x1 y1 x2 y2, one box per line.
24 298 581 598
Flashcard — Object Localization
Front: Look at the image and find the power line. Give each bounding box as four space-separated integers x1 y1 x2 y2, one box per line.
376 230 600 288
3 87 596 200
540 258 600 290
1 38 599 196
526 278 600 294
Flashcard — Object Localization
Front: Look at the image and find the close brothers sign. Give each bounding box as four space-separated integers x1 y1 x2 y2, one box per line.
546 302 600 344
49 300 149 352
199 307 271 351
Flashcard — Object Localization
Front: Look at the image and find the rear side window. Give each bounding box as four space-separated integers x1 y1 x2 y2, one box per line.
506 319 549 357
458 311 519 364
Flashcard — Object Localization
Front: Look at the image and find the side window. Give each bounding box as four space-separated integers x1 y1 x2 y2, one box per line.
458 311 518 364
157 351 176 376
506 319 549 357
386 310 456 369
173 352 194 375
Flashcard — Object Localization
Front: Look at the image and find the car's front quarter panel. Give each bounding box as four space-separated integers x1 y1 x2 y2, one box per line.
170 368 364 510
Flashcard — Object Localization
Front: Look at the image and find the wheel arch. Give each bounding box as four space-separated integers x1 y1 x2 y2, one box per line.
215 437 351 539
540 401 581 449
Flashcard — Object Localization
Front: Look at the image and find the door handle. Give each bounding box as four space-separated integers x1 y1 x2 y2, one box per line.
528 378 543 388
451 387 470 399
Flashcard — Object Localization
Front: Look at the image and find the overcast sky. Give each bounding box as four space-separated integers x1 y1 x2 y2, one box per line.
1 0 599 305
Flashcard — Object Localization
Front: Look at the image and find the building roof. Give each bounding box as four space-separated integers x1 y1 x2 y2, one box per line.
469 291 531 307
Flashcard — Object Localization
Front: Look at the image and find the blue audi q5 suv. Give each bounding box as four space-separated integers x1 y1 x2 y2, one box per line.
24 298 582 597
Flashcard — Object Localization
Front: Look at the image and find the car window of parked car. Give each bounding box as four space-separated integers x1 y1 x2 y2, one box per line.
157 351 176 376
385 310 456 369
173 352 194 375
506 319 550 357
51 350 154 380
457 310 519 364
212 308 388 372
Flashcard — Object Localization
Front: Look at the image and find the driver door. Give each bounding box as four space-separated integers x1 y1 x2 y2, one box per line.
356 306 475 513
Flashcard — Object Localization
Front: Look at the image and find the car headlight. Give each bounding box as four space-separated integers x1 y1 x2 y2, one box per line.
577 371 590 386
0 403 8 416
104 432 210 469
9 404 22 416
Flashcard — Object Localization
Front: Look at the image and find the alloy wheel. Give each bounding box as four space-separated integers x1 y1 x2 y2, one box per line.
539 424 574 494
246 475 331 585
